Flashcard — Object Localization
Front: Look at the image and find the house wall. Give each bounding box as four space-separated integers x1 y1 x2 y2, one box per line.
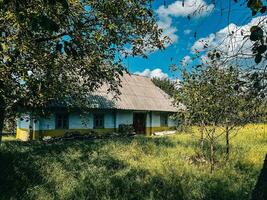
105 112 115 129
145 112 177 134
146 112 177 127
17 114 31 129
16 114 31 141
38 115 55 130
150 112 161 127
69 113 92 129
68 112 116 129
16 110 178 140
116 111 133 127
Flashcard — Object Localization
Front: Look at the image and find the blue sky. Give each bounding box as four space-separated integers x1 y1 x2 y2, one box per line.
125 0 261 79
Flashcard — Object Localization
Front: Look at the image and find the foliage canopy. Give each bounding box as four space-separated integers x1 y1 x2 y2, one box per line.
0 0 165 132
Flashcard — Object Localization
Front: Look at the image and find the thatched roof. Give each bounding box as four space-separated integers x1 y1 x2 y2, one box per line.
88 73 177 112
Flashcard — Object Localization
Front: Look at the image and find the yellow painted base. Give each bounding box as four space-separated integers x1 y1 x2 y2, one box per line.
16 128 116 141
38 128 115 138
17 126 176 141
145 126 176 135
16 128 30 141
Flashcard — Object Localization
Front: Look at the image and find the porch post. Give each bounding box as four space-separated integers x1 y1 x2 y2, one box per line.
149 111 152 135
113 110 117 132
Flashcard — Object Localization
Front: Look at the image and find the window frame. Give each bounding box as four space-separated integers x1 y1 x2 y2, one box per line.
55 113 69 129
93 113 105 129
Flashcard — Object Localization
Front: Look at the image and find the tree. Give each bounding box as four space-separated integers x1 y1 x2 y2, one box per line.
181 0 267 65
152 77 178 97
175 62 261 172
0 0 166 140
245 0 267 65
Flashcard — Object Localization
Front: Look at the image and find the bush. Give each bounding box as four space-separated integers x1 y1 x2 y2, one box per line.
118 124 135 135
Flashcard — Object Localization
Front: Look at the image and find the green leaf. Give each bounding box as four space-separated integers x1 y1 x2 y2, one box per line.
216 52 220 59
250 26 264 41
56 43 63 52
260 6 267 13
257 45 267 54
247 0 263 12
255 53 262 64
31 15 59 32
252 10 257 16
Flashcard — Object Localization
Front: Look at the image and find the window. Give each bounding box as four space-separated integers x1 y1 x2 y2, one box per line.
55 114 69 129
160 114 168 127
94 114 104 129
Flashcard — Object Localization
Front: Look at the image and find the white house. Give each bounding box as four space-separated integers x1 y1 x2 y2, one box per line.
16 73 178 141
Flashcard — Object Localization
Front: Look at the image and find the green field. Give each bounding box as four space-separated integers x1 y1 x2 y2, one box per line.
0 124 266 200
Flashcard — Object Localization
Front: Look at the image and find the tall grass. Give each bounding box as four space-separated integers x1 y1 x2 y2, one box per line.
0 124 266 200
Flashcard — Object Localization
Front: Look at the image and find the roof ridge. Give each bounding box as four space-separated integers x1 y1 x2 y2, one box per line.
128 73 151 79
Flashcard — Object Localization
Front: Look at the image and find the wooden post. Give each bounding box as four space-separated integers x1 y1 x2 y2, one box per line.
200 121 204 149
113 110 117 132
210 127 215 174
226 125 230 161
149 111 152 135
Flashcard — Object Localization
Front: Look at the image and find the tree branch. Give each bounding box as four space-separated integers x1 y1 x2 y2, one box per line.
35 31 70 43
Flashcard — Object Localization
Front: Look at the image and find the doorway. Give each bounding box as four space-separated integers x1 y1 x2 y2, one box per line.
133 113 146 134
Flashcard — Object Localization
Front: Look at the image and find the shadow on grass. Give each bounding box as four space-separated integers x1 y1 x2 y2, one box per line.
0 139 185 200
0 144 44 199
68 167 185 200
251 154 267 200
0 137 262 200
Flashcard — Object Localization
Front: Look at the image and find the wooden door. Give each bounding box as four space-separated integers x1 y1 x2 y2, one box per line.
133 113 146 134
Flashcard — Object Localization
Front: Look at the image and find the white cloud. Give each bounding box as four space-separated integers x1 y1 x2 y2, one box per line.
191 16 267 61
156 0 214 47
200 54 210 64
157 0 214 18
134 68 168 79
184 29 192 35
123 1 214 55
181 55 192 66
156 12 178 47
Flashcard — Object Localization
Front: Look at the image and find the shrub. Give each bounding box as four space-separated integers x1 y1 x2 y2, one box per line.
118 124 135 135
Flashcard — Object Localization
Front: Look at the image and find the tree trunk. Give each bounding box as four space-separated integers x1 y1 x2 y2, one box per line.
0 97 6 143
210 128 215 174
199 123 204 149
226 125 230 161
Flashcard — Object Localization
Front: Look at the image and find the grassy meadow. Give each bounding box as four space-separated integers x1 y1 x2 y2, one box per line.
0 124 266 200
